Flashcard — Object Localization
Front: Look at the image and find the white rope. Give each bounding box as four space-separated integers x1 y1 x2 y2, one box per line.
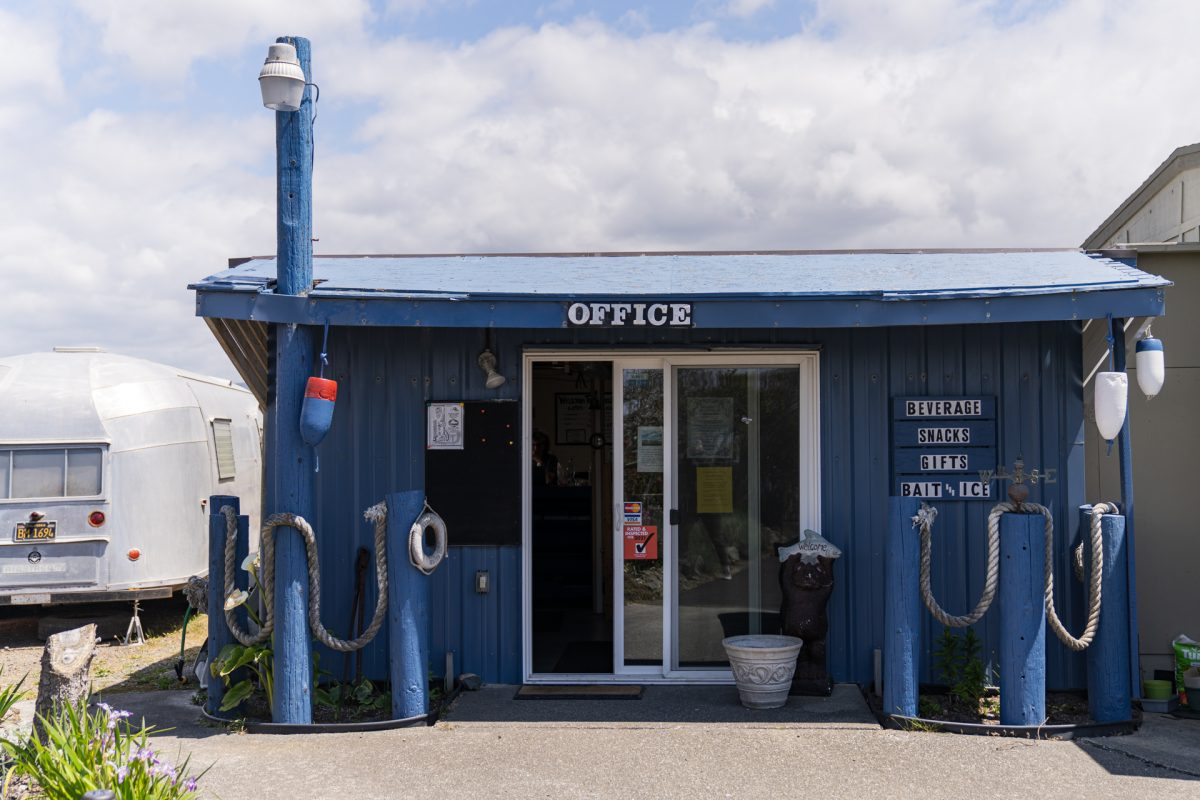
222 505 273 647
1043 502 1113 652
220 502 420 653
914 501 1002 627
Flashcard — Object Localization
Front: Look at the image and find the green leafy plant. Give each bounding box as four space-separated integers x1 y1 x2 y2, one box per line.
210 552 274 713
314 678 389 721
932 627 960 689
3 701 203 799
0 667 29 722
917 695 944 719
209 642 274 712
952 628 987 709
932 627 988 711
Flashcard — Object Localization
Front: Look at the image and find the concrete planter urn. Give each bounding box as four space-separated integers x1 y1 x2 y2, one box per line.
722 635 804 709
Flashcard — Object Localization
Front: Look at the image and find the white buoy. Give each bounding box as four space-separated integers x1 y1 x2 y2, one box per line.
1135 337 1165 398
1094 371 1128 441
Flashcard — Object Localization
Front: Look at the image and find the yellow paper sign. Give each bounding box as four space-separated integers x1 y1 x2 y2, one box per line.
696 466 733 514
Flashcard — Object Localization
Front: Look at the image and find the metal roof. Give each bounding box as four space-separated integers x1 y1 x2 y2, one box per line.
191 249 1168 333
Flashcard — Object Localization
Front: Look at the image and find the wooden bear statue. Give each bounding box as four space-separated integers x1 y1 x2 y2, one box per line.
778 529 841 696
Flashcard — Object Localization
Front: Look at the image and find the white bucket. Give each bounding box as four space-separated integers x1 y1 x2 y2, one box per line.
722 635 804 710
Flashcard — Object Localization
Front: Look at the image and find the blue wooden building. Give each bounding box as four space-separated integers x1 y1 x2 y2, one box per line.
190 248 1167 696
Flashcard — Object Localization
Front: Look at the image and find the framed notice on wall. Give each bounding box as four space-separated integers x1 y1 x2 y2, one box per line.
555 393 594 445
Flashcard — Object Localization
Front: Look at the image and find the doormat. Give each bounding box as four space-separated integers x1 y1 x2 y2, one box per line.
515 685 643 700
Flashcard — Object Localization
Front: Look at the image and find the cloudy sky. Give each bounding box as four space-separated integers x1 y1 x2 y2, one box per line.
1 0 1197 379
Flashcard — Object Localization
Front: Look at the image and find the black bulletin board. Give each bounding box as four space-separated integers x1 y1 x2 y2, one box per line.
425 400 521 547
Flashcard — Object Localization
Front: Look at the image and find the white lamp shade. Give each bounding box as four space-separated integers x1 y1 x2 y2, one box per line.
1094 371 1128 440
259 43 305 112
1135 337 1165 398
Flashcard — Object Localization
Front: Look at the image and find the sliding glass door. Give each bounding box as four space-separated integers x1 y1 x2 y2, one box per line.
528 351 818 682
611 352 819 680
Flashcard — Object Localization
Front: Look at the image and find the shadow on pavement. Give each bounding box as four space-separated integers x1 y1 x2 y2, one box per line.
442 683 879 727
1072 713 1200 780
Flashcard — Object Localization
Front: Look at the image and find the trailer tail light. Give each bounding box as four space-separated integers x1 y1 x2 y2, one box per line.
88 511 106 527
127 548 141 562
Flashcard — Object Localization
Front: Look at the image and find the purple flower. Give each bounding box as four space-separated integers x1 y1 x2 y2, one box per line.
185 777 198 792
96 702 113 714
134 746 154 762
151 762 177 782
116 765 129 784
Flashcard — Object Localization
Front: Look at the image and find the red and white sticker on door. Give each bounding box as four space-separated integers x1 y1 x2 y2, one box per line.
623 525 658 560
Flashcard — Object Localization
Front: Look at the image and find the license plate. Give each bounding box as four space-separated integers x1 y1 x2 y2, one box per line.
14 521 56 542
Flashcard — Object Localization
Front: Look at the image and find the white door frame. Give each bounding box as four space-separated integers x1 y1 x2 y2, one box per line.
522 349 821 684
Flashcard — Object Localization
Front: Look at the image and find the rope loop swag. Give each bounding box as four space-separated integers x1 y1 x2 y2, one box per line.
220 500 446 653
913 500 1114 651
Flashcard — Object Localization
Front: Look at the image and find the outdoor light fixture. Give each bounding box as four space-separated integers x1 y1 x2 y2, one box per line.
478 348 506 389
1135 333 1165 398
258 42 305 111
1094 371 1128 441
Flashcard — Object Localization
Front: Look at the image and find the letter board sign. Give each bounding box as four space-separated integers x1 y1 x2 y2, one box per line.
892 396 995 502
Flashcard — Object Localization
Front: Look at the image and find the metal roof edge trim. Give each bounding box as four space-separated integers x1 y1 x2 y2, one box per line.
193 285 1166 329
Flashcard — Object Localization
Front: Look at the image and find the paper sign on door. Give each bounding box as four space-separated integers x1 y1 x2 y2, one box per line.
623 525 658 560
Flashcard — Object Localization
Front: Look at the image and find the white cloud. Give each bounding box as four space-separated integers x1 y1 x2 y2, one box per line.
723 0 777 19
71 0 371 81
0 10 63 99
3 1 1200 378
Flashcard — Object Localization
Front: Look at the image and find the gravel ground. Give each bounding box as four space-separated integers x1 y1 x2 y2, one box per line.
0 596 208 697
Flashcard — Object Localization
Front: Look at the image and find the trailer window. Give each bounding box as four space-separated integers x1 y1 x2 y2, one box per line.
212 419 236 481
13 451 64 498
0 447 103 500
67 449 103 496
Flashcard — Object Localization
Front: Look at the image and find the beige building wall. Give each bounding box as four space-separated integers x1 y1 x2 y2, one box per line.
1083 250 1200 680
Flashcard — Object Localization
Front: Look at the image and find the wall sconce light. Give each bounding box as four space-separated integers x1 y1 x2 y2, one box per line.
478 348 506 389
259 42 306 112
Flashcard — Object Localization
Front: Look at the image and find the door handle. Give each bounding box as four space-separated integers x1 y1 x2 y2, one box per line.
669 508 679 526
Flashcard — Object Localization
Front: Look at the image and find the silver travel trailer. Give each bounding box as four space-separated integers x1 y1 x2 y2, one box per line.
0 348 261 605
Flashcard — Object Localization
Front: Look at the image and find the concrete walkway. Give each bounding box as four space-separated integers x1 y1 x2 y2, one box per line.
57 687 1200 799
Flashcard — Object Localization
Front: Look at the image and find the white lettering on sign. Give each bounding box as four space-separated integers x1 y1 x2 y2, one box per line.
917 427 971 444
904 400 983 417
920 454 969 471
567 302 693 327
900 482 943 498
958 481 990 498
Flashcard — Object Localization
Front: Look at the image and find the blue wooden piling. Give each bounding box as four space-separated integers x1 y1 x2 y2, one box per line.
206 495 239 718
998 512 1047 726
387 491 429 720
1081 505 1131 722
883 496 921 718
266 34 317 725
1110 317 1141 696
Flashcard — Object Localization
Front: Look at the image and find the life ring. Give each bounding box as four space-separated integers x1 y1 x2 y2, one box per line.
409 511 447 575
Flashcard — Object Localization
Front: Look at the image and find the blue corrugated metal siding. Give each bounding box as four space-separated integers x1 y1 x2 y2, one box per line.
304 321 1089 688
429 546 522 684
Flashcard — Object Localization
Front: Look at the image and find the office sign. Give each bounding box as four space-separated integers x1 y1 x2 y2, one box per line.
566 302 693 327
